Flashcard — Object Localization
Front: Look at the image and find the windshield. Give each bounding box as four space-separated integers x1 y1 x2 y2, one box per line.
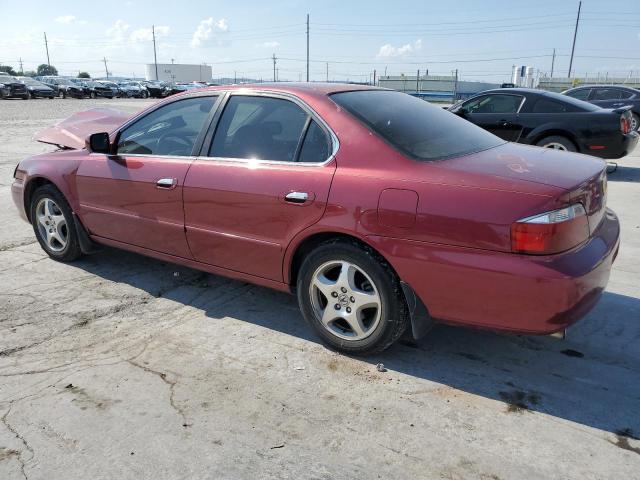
55 78 73 85
18 77 44 86
331 90 505 161
0 75 17 82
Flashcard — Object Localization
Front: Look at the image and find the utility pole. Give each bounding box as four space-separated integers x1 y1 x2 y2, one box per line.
44 32 51 68
551 48 556 77
18 58 23 74
453 69 459 101
568 1 581 78
152 25 158 80
306 14 310 82
103 57 109 78
326 62 329 82
234 71 237 83
416 69 420 93
373 69 376 86
272 53 277 82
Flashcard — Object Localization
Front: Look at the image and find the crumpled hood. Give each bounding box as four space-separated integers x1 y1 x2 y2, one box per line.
34 108 131 149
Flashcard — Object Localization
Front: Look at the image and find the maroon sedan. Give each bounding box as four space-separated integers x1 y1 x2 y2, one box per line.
11 84 619 354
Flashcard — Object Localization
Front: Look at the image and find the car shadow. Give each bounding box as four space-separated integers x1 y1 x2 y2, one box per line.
607 164 640 183
72 246 640 441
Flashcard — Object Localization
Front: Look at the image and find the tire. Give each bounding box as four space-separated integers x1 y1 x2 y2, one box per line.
297 240 408 355
631 113 640 132
22 94 29 100
30 185 82 262
60 90 66 99
535 135 576 152
90 92 96 99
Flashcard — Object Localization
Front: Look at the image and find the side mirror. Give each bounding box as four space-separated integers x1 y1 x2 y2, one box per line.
87 132 110 154
457 107 469 116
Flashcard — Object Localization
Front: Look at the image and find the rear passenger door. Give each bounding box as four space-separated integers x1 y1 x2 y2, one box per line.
460 94 524 141
183 92 337 282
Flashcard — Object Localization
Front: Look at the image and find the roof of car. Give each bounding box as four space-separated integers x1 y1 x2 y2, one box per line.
564 84 638 91
195 82 385 96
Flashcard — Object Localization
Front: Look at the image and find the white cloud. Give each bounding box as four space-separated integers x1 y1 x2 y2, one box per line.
377 39 422 58
191 17 228 47
106 19 130 42
130 25 169 42
261 41 280 48
55 15 76 24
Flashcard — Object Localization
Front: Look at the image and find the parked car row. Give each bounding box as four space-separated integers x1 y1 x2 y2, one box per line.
447 86 639 160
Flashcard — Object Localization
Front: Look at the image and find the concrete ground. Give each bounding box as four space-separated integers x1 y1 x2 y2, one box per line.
0 97 639 480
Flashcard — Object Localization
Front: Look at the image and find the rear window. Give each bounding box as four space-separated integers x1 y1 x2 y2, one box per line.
541 90 600 112
331 90 504 161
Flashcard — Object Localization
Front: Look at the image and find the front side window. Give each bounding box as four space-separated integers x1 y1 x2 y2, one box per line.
565 88 590 101
332 90 504 161
463 94 523 114
209 96 309 162
117 96 216 156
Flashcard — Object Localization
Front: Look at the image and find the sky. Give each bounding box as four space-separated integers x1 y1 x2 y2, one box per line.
0 0 639 83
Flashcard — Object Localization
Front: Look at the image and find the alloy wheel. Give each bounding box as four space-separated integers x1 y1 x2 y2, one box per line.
35 198 68 252
309 260 382 341
542 142 567 150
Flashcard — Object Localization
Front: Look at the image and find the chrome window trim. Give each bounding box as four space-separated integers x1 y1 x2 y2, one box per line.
198 89 339 166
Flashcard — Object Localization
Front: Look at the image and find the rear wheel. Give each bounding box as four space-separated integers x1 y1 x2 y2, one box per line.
297 240 408 355
30 185 82 262
535 135 576 152
631 113 640 132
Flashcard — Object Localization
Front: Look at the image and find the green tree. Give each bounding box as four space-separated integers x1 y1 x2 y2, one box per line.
37 64 58 76
78 72 90 78
23 70 37 77
0 65 17 76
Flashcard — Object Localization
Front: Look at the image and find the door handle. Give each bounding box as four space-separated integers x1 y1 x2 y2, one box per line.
285 191 309 203
156 178 176 189
499 119 512 126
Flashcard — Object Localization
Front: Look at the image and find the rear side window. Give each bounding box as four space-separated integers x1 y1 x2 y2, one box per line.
532 98 578 113
299 120 330 163
209 96 309 162
565 89 590 100
331 90 504 161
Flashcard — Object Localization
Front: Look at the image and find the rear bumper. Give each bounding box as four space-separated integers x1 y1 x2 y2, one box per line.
368 208 620 334
587 131 639 159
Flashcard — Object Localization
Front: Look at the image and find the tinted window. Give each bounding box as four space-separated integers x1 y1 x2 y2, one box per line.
619 90 635 99
532 98 577 113
331 90 504 161
540 90 599 112
117 96 216 156
565 89 590 100
464 94 523 114
210 96 308 161
592 88 621 100
299 120 330 163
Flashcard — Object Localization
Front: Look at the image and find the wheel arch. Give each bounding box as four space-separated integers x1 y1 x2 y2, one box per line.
285 229 435 340
526 128 580 152
23 175 58 222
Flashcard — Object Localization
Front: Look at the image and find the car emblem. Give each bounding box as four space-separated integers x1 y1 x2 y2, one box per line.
338 293 349 306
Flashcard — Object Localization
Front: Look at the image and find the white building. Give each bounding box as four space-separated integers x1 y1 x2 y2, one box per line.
145 63 212 83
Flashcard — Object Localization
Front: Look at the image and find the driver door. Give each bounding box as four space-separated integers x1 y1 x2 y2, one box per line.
75 94 219 257
459 93 524 141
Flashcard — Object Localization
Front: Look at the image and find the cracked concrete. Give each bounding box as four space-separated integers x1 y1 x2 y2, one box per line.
1 98 639 479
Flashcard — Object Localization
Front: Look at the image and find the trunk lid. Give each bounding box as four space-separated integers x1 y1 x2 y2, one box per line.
34 108 131 149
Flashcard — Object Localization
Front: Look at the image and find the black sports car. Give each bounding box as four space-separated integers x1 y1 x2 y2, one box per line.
0 74 29 99
82 80 114 99
563 85 640 131
97 81 124 98
39 77 84 98
17 76 55 99
142 80 170 98
448 88 638 159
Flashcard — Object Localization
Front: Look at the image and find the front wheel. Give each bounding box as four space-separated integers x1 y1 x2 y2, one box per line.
30 185 82 262
297 240 408 355
535 135 576 152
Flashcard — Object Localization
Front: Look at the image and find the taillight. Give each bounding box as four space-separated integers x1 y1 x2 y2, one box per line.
621 114 631 134
511 204 589 255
